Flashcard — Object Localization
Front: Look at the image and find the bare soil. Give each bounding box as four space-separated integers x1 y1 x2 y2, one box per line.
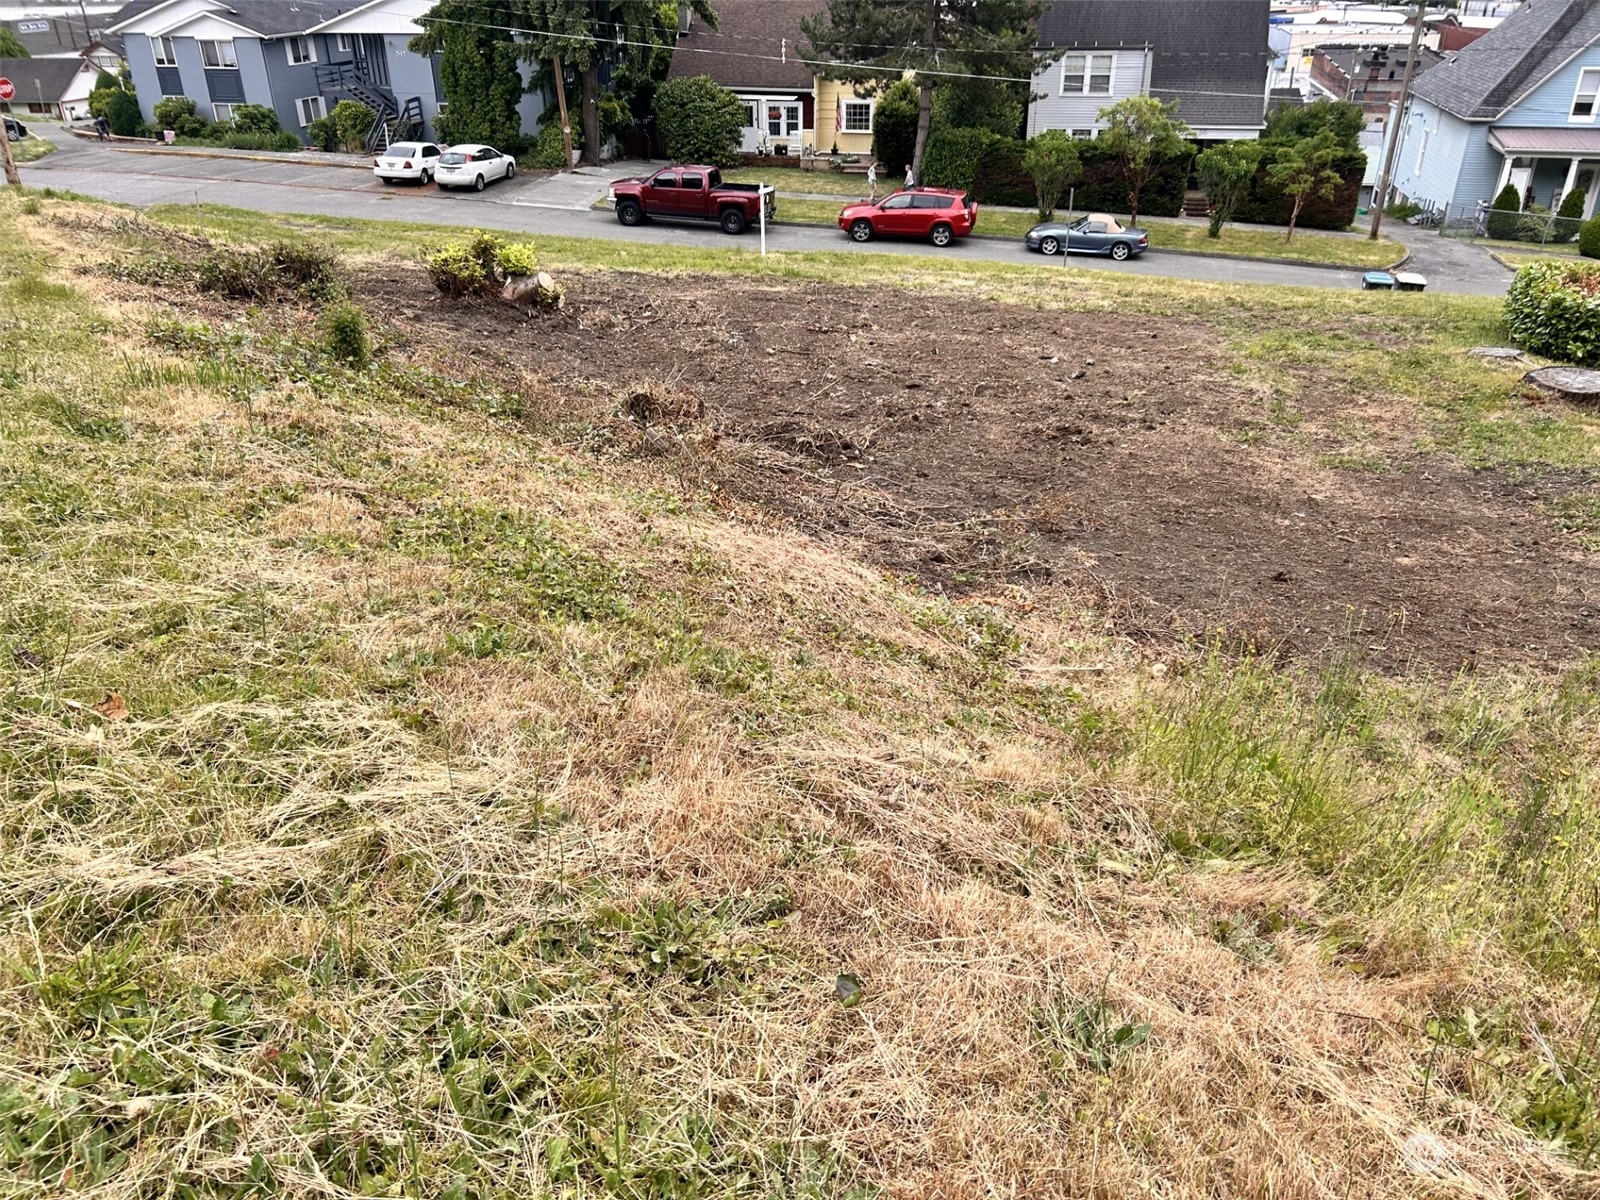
366 269 1600 670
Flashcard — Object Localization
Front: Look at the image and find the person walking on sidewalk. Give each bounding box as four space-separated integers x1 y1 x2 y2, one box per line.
866 160 877 202
903 163 915 189
95 115 110 142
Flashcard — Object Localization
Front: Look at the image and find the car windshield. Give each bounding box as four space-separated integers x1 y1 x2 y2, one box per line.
388 143 422 156
439 152 469 165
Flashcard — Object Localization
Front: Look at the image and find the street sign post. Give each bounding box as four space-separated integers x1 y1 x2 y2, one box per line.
0 79 20 188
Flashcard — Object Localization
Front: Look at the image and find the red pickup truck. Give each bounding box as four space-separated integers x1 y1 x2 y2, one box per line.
609 166 775 235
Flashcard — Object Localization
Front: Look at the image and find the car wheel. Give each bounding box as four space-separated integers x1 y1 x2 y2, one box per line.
473 174 486 192
720 207 747 235
1110 241 1131 261
423 169 433 185
380 177 394 185
617 199 642 226
1040 235 1060 256
929 222 953 248
505 162 515 180
850 219 873 242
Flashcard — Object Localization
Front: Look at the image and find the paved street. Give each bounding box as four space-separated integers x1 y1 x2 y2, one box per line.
22 138 1512 295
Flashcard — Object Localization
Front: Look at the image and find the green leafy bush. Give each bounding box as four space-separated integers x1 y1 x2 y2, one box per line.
1023 130 1081 220
1580 215 1600 259
319 302 370 366
495 242 539 277
525 119 575 171
1504 261 1600 366
922 126 998 192
1558 187 1587 222
426 243 486 296
179 132 301 152
230 104 282 135
1486 182 1523 241
872 78 919 174
331 100 376 152
305 116 338 152
653 76 744 168
153 96 209 137
98 89 144 137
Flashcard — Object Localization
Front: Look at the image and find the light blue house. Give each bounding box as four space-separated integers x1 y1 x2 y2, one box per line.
107 0 459 151
1387 0 1600 221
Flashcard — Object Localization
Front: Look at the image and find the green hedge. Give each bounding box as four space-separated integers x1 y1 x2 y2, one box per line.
177 131 301 152
1505 261 1600 366
1581 215 1600 259
1232 145 1366 230
923 127 1191 217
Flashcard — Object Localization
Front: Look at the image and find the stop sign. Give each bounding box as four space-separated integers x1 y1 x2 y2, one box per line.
0 79 14 101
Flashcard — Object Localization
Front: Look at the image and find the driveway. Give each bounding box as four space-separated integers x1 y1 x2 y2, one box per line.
21 140 1513 296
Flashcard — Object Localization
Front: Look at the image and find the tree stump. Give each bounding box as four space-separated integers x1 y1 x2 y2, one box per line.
1524 367 1600 402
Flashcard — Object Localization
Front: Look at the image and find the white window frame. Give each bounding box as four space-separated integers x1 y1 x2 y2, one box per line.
153 36 178 67
1069 127 1094 139
287 36 317 66
1414 125 1431 174
336 33 355 53
212 102 236 122
1061 52 1114 96
200 39 238 69
743 101 757 129
295 95 326 126
841 99 872 133
1572 67 1600 124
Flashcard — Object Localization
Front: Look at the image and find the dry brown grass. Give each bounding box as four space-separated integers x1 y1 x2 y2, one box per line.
1 192 1596 1200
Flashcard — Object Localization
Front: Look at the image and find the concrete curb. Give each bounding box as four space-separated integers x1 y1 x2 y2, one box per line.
69 129 368 170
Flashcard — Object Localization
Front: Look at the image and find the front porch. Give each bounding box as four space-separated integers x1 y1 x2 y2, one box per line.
1488 127 1600 218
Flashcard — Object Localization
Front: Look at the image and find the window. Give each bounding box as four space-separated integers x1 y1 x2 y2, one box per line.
880 193 913 209
743 101 757 129
1573 68 1600 122
1061 52 1114 95
200 39 237 68
153 36 177 66
287 36 316 65
766 103 799 137
680 172 704 189
912 193 954 208
1069 127 1093 139
1414 125 1430 174
337 34 355 53
212 103 236 122
842 100 872 133
650 172 678 188
295 95 326 126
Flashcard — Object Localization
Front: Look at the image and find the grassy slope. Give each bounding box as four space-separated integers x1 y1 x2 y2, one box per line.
3 194 1600 1199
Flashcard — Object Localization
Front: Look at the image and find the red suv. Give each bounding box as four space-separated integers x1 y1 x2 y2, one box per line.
838 188 979 247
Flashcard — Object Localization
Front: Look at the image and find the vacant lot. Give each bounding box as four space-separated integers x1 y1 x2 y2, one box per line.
362 268 1597 669
5 196 1599 1200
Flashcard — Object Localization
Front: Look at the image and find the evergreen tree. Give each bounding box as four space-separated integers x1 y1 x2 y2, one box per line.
1097 95 1192 225
802 0 1046 181
412 2 528 150
0 28 29 57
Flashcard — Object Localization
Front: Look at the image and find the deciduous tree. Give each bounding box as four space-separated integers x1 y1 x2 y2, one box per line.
1096 95 1192 226
1195 140 1261 238
1023 130 1080 220
1268 131 1344 244
802 0 1046 182
0 28 29 57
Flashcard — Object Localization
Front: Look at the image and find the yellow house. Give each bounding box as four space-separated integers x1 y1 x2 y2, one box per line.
668 0 878 161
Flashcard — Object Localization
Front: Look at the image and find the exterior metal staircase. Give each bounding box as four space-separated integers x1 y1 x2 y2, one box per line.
315 62 422 153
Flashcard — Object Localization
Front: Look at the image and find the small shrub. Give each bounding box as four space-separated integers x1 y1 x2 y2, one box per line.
196 241 339 301
525 119 574 171
1558 187 1587 223
1581 215 1600 259
319 302 370 366
305 116 338 152
495 241 539 277
20 197 42 216
100 89 143 138
153 96 209 138
269 242 339 296
230 103 282 136
427 243 488 296
1486 182 1523 241
1504 260 1600 366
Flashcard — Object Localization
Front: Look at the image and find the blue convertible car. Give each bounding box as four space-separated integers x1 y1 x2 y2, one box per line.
1025 213 1149 261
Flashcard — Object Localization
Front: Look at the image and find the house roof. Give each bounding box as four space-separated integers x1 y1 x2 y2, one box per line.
1411 0 1600 120
667 0 816 93
1313 43 1443 81
109 0 354 38
1489 126 1600 154
1037 0 1273 129
5 15 99 57
0 55 95 101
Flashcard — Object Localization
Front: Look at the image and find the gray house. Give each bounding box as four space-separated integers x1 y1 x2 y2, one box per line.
1027 0 1273 142
107 0 451 149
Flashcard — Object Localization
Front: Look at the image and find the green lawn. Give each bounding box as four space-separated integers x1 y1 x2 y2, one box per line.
772 196 1402 269
722 164 902 197
10 132 57 164
4 190 1599 1198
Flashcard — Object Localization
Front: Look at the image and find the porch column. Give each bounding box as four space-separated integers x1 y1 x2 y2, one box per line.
1494 153 1514 198
1564 156 1581 206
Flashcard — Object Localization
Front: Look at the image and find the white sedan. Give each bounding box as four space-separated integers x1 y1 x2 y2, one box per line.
374 142 443 185
435 144 516 192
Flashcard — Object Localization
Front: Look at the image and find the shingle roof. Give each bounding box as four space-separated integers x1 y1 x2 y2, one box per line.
1411 0 1600 120
0 55 92 101
1037 0 1272 129
109 0 355 38
666 0 816 92
5 15 98 57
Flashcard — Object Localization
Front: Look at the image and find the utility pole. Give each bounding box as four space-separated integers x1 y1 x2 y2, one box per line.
552 55 573 171
0 120 19 189
1368 0 1427 240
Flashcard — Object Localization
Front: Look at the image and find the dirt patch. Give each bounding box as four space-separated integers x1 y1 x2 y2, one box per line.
365 268 1599 669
